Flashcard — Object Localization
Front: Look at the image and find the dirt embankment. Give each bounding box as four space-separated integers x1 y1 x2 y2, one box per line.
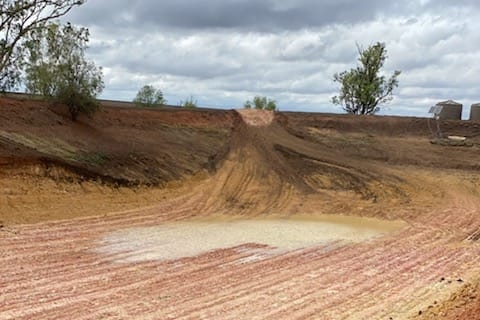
0 96 238 223
0 95 238 182
2 95 480 224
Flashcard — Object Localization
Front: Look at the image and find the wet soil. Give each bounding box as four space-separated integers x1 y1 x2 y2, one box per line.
99 214 404 263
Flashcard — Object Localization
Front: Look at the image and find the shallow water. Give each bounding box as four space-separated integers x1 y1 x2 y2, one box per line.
98 215 404 263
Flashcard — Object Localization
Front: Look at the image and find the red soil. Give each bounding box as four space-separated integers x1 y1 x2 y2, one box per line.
1 95 480 319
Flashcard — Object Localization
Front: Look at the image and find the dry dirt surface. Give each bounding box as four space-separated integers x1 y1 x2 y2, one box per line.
1 95 480 319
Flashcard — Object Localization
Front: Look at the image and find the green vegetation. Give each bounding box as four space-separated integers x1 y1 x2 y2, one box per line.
244 96 277 111
0 0 84 91
332 42 401 115
24 22 104 121
0 1 404 120
133 85 167 107
180 96 198 108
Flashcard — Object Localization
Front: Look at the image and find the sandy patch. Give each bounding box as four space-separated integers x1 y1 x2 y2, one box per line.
98 215 404 263
237 109 275 126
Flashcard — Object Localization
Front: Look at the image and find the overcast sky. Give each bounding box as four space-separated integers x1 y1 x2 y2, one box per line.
64 0 480 118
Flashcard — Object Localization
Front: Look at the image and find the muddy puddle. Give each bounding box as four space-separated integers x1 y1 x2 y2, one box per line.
98 215 404 263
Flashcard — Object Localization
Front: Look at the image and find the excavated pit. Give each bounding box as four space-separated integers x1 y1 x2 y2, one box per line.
2 97 480 319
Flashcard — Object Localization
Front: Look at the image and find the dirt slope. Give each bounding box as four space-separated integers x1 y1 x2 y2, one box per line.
0 96 235 223
1 95 480 319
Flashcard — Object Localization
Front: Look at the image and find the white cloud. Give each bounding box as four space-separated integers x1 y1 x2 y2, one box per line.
64 1 480 117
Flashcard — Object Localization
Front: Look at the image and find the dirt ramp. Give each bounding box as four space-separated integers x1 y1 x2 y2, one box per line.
236 109 274 127
197 111 410 217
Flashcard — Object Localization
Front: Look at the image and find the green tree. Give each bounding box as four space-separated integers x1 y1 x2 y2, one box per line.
24 22 104 121
245 96 277 111
332 42 401 115
133 85 167 107
0 0 84 90
180 96 197 108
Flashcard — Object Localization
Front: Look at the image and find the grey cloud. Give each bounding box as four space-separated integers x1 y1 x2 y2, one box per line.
69 0 396 32
62 1 480 116
425 0 480 10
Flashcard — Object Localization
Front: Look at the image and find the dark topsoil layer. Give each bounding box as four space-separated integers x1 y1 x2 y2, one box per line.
1 95 480 188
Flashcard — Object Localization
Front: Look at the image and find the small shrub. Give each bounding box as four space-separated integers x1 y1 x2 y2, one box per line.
244 96 277 111
180 96 198 108
133 85 167 108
